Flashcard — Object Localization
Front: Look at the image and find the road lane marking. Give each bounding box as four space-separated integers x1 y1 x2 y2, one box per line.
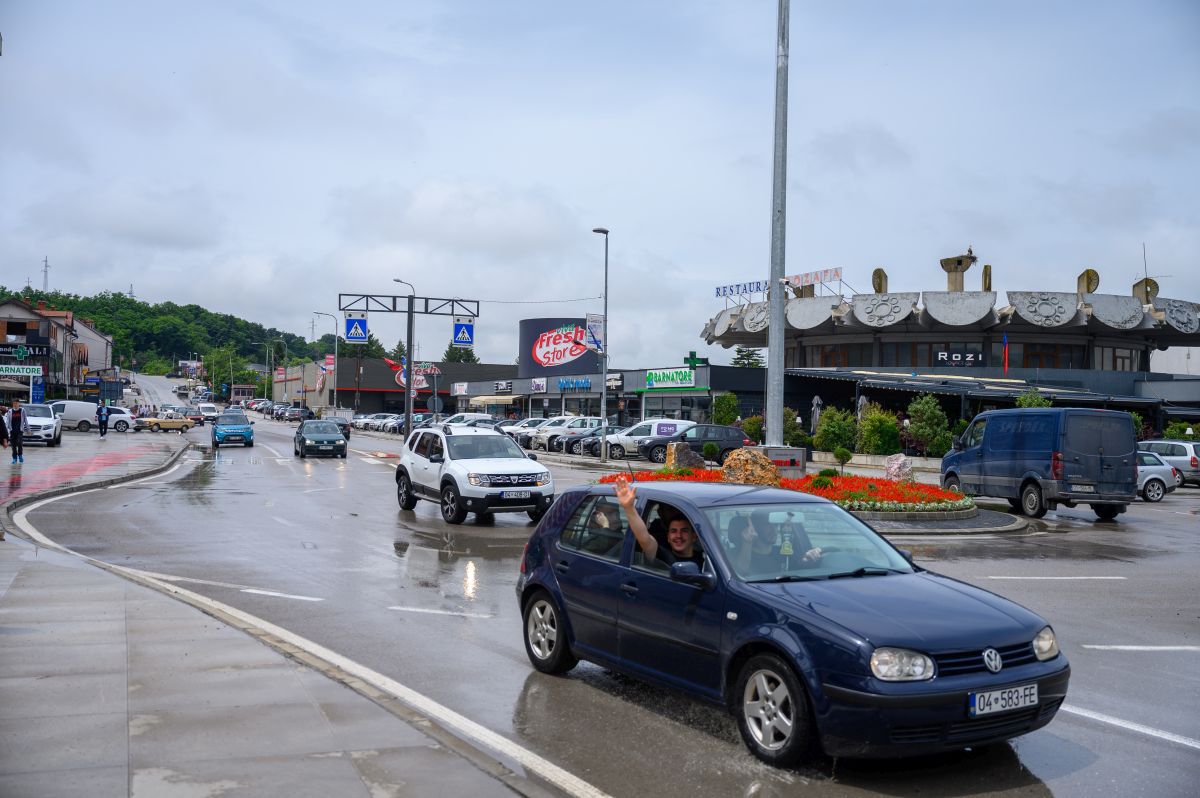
240 588 324 602
109 462 185 487
12 488 613 798
388 606 494 619
359 457 382 465
270 516 296 527
986 576 1127 580
1081 645 1200 652
1062 705 1200 751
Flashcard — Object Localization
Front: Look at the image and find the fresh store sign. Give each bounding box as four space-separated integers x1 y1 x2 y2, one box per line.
532 324 588 368
645 369 695 389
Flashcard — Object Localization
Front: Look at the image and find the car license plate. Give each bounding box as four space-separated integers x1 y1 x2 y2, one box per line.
320 445 332 450
501 490 531 499
227 435 243 441
1071 484 1095 492
969 683 1038 717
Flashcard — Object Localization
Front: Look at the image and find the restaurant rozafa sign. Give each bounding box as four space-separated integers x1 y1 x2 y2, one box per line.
532 323 588 367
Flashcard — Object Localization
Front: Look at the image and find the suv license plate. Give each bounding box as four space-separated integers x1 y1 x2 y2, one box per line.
1071 485 1095 492
968 683 1038 717
227 435 243 441
501 490 531 499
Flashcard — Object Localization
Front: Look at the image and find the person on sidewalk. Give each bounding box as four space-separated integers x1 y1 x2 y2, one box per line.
4 399 30 464
96 401 110 438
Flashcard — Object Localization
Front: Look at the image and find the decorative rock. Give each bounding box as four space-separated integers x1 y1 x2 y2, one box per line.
666 442 706 471
885 453 913 482
721 448 781 487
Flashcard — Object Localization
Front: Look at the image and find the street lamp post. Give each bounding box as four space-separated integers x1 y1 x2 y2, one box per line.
313 311 338 411
592 227 610 463
393 279 417 441
274 338 289 404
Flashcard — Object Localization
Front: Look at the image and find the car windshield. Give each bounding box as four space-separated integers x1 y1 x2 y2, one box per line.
705 503 914 582
24 405 53 418
216 415 246 425
446 434 527 460
305 422 339 434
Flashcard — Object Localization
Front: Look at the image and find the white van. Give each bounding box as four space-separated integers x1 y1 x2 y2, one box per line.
442 412 494 425
49 400 136 433
603 417 696 459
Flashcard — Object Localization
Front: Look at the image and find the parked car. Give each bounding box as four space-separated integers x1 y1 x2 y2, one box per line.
942 408 1137 520
184 407 206 426
558 424 625 455
601 418 697 459
354 412 388 429
1137 439 1200 488
637 423 753 465
1135 450 1177 502
367 413 401 431
576 425 630 456
20 403 63 446
531 416 603 452
284 406 315 423
105 406 136 432
294 419 347 458
273 404 291 420
325 416 352 440
211 413 255 448
498 417 540 436
440 412 495 426
516 482 1069 765
395 425 552 524
136 412 193 432
49 399 105 433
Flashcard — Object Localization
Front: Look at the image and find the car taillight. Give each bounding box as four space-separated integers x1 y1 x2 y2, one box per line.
743 438 754 446
1174 468 1180 478
1051 452 1064 480
1191 456 1199 469
519 542 528 574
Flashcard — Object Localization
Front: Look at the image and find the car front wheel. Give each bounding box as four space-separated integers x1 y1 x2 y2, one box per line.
1142 479 1165 503
77 420 91 433
944 474 961 493
397 473 418 509
527 506 547 523
441 484 467 524
733 653 815 767
650 445 667 464
114 421 128 432
608 444 625 459
522 591 577 674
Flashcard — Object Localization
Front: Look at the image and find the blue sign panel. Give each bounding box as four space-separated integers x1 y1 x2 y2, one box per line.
452 320 474 348
31 377 44 404
344 315 368 343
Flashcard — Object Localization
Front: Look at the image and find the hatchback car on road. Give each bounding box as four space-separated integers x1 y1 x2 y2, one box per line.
517 483 1069 766
1136 450 1177 502
294 420 347 458
1137 439 1200 488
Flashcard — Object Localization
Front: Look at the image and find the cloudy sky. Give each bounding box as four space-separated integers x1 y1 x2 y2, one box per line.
2 1 1197 368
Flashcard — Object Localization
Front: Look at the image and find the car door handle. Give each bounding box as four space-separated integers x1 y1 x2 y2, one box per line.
620 582 638 595
554 561 571 574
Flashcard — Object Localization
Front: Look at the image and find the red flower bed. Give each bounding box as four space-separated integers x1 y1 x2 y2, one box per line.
597 469 726 484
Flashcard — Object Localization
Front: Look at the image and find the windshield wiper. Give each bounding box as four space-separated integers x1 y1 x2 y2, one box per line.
826 567 900 580
747 574 822 583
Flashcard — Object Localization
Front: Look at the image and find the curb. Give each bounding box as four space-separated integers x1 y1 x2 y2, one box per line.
871 515 1030 536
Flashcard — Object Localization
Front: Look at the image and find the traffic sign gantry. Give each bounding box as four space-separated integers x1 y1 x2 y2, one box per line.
344 312 368 343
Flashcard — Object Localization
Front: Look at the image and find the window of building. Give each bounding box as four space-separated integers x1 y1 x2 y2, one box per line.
1094 346 1139 371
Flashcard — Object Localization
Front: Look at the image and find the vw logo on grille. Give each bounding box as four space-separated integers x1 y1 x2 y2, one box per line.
982 648 1003 673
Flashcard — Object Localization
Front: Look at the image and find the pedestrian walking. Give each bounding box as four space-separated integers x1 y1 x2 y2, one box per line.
96 401 110 438
4 399 30 464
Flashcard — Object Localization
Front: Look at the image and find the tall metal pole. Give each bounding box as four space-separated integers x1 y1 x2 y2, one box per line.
314 312 338 410
394 279 417 441
593 227 610 462
765 0 790 446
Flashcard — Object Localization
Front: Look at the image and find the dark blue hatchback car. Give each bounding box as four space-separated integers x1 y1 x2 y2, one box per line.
516 483 1069 765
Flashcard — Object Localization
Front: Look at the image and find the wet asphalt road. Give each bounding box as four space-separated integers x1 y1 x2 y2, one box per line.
28 377 1200 796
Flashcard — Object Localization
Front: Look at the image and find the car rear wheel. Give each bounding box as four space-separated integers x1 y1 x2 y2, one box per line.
1174 471 1185 488
114 420 129 432
717 448 733 465
734 653 816 767
397 473 418 509
944 474 961 493
441 484 467 524
570 441 582 455
1093 504 1122 521
149 424 160 433
1021 482 1047 518
77 421 91 433
1007 497 1023 511
1142 479 1165 503
522 591 577 674
608 444 625 459
650 445 667 464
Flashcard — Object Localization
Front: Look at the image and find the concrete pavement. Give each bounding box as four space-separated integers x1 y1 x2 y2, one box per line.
1 429 523 797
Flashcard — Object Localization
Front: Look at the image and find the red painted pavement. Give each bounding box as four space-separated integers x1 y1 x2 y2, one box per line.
0 444 168 504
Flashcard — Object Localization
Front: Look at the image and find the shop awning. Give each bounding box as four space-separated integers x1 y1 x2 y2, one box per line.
469 395 525 406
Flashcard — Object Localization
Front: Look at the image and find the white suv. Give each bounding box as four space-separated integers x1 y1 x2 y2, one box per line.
396 425 554 525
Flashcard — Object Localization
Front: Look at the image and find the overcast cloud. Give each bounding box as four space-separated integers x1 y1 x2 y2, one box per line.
1 0 1197 367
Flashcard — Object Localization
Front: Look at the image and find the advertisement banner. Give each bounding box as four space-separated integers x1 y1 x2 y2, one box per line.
530 377 547 393
325 354 335 369
452 382 468 396
518 318 600 378
585 313 605 354
275 367 285 379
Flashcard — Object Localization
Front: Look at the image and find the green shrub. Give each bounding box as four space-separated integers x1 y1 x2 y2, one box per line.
1016 389 1052 408
810 475 833 489
1164 421 1197 440
952 418 969 438
928 430 955 458
742 415 765 443
813 407 857 453
712 392 740 426
782 407 806 447
907 393 950 456
856 403 902 455
818 468 839 478
702 442 720 463
833 446 853 475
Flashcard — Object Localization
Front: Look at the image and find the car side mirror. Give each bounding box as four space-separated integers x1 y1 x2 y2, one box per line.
527 453 538 461
898 549 914 565
55 412 63 419
430 453 444 464
250 421 255 425
952 437 963 451
670 561 715 589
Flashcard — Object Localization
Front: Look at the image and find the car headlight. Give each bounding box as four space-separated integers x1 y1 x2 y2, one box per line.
535 473 551 487
468 473 491 486
1033 626 1059 661
870 647 935 681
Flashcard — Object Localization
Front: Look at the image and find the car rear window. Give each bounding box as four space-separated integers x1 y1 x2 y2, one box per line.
1065 414 1135 456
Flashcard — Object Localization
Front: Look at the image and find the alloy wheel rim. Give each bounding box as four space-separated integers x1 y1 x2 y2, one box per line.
1147 481 1163 501
743 669 794 751
526 601 557 660
442 490 456 519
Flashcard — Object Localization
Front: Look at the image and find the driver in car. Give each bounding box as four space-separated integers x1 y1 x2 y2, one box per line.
614 479 704 568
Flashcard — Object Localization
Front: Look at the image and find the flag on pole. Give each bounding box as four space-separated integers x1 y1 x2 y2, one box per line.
382 357 403 372
1002 333 1009 375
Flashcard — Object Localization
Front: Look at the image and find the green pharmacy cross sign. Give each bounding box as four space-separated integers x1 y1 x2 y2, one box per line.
13 345 29 361
683 350 708 368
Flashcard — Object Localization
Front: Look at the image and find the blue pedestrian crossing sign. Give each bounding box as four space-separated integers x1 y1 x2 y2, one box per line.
344 312 368 344
452 316 475 348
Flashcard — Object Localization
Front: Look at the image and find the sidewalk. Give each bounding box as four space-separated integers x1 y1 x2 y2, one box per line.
1 431 522 797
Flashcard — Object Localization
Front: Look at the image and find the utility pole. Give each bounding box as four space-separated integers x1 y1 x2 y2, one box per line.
765 0 791 446
42 256 50 292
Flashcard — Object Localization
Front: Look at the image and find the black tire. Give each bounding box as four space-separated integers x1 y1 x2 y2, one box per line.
1093 504 1122 521
1007 497 1023 511
650 445 667 464
1174 471 1185 488
570 441 582 455
77 420 91 433
397 472 418 510
245 441 253 447
717 448 733 465
476 512 495 525
528 506 547 523
1021 482 1047 518
149 424 160 433
49 435 60 447
211 440 219 449
340 452 347 459
114 420 128 433
609 444 625 460
299 445 306 459
1142 479 1165 503
944 474 962 493
733 653 816 767
441 483 467 524
522 591 577 674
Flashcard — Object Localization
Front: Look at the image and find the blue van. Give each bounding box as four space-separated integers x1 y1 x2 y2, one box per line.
941 408 1136 520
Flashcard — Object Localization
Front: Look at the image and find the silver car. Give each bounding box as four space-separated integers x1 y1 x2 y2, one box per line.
1137 440 1200 488
1136 450 1177 502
